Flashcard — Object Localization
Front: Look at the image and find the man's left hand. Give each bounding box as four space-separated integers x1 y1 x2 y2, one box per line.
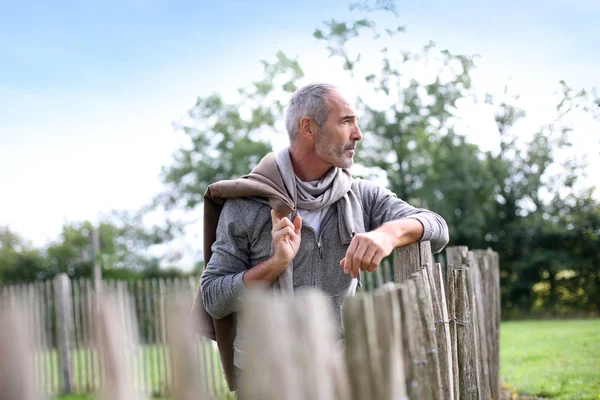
339 231 395 279
340 218 424 279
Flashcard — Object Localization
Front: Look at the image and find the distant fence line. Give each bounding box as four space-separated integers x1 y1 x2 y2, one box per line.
0 243 500 399
0 276 230 398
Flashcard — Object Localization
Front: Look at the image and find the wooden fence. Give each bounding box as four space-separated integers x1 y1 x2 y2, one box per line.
240 242 501 399
0 276 231 399
0 243 500 399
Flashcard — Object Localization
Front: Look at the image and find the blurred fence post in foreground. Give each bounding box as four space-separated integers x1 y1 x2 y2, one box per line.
0 299 47 400
55 273 74 394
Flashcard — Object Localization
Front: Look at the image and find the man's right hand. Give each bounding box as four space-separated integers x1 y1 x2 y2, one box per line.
242 210 302 287
271 210 302 267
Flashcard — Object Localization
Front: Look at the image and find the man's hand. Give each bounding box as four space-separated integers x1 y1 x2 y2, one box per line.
340 218 424 279
243 210 302 287
339 231 394 279
271 210 302 267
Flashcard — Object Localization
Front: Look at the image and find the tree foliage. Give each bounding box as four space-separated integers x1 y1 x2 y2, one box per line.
0 227 47 283
0 210 187 284
157 52 304 210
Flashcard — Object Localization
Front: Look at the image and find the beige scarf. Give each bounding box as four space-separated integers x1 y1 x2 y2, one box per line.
275 147 365 245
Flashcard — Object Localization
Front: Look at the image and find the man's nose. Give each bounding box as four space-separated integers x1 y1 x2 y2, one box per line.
352 123 363 142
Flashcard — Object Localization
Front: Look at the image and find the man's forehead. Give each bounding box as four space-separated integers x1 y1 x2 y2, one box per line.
327 89 357 115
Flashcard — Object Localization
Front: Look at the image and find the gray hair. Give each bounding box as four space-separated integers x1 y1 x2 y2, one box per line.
285 83 337 142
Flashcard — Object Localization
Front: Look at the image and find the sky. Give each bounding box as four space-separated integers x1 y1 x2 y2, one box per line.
1 0 599 266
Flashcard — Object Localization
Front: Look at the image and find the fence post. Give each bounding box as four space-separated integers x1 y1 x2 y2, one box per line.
446 246 469 271
374 284 408 400
413 270 443 399
492 251 501 400
475 249 501 400
454 268 478 399
94 293 147 400
406 279 433 399
446 264 459 400
0 296 47 400
241 290 349 400
419 241 434 267
344 292 382 399
394 241 433 283
394 242 432 283
470 252 491 400
432 263 454 400
165 295 209 400
394 242 420 283
395 282 425 400
54 273 74 395
446 245 470 400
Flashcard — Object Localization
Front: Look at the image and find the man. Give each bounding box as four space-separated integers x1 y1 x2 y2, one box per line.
198 83 449 389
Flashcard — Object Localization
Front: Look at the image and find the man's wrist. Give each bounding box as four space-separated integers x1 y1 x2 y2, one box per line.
378 218 424 248
242 256 289 287
270 254 292 271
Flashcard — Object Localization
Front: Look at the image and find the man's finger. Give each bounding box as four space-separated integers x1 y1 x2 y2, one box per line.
351 241 369 278
360 246 377 272
273 227 296 241
368 252 385 272
275 218 294 232
344 236 360 274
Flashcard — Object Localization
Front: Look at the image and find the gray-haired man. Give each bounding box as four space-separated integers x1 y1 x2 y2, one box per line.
196 83 450 390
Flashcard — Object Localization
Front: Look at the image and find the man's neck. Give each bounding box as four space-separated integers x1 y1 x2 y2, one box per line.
288 146 334 182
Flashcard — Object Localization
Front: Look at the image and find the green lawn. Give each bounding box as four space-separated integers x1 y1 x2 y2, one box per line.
501 319 600 399
56 393 232 400
56 396 170 400
55 396 90 400
47 342 233 400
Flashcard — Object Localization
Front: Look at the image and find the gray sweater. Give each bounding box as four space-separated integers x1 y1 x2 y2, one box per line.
200 178 449 367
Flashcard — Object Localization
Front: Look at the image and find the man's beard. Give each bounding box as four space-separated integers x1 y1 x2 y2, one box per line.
315 132 355 169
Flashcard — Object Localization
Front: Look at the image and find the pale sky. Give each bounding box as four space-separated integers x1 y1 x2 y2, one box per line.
1 0 599 267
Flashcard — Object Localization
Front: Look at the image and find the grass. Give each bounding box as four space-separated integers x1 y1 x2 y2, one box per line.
55 396 170 400
45 342 233 400
55 394 232 400
55 397 90 400
38 346 168 394
501 319 600 399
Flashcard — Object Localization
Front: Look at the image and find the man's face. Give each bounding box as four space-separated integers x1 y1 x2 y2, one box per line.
314 90 362 169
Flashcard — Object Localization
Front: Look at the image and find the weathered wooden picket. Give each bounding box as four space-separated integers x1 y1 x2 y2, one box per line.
0 242 500 399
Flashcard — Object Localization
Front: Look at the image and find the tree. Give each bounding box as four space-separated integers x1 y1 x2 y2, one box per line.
45 210 180 280
157 52 304 211
0 207 185 284
0 226 48 283
482 83 598 316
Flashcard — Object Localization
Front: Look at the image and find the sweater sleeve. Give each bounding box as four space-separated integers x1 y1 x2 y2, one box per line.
200 198 253 319
358 180 450 254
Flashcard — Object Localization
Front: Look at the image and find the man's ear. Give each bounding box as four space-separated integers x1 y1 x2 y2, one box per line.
299 117 318 140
